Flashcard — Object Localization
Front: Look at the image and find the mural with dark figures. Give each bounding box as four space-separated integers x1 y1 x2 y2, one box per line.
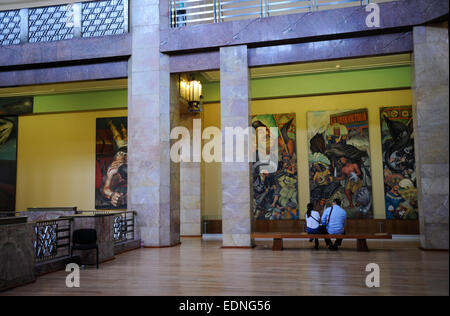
380 106 418 220
0 116 18 212
252 113 298 220
96 117 128 209
0 97 33 115
308 109 373 219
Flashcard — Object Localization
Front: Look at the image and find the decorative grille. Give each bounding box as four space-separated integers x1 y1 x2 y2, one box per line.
113 214 128 242
0 10 20 46
0 1 128 46
34 218 72 263
28 5 74 43
82 0 126 38
34 222 58 260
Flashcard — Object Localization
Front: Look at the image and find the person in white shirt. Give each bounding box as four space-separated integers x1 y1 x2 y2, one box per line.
305 203 321 250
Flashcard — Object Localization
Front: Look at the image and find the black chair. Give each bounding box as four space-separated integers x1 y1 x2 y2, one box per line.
71 229 99 269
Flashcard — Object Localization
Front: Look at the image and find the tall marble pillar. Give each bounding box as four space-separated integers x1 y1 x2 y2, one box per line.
220 45 254 247
128 0 180 247
412 22 449 250
180 112 202 236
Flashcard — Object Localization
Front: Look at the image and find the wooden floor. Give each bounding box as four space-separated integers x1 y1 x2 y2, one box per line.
2 238 448 296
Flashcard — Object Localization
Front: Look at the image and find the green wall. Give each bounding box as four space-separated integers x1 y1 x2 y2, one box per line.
33 89 127 114
202 66 411 102
31 66 410 113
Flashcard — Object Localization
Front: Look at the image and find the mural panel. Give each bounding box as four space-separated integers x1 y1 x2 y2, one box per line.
96 117 127 209
0 97 33 115
307 109 373 219
380 106 418 220
252 113 298 220
0 116 18 212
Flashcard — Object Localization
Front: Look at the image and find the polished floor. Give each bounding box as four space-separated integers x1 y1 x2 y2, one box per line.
2 238 448 296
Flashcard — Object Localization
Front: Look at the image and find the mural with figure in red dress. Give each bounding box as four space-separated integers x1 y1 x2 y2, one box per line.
96 117 128 209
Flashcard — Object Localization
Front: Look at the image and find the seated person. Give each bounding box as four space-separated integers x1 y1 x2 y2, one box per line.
320 199 347 251
305 203 321 250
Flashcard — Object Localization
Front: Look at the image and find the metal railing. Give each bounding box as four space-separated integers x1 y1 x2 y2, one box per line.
34 217 72 263
77 210 136 244
112 211 135 243
170 0 386 27
0 0 128 46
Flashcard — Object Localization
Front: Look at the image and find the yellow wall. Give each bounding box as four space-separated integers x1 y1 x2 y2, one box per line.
202 89 412 219
201 102 222 220
15 89 412 217
16 109 128 211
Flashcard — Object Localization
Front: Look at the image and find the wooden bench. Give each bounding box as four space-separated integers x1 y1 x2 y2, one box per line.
251 232 393 251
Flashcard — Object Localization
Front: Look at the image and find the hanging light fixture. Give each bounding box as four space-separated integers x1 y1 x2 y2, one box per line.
180 77 202 112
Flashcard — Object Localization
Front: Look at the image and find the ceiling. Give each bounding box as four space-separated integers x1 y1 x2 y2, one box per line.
200 53 412 82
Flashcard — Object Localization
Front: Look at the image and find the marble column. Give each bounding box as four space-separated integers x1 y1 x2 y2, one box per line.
220 45 254 247
128 0 180 247
179 111 202 236
180 161 201 236
412 22 449 250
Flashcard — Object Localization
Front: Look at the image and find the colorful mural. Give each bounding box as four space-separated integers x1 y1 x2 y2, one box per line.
252 113 298 220
307 109 373 219
96 117 128 209
380 106 418 220
0 116 18 212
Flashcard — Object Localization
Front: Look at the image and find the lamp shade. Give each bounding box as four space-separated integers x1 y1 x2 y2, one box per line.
180 79 202 102
188 80 202 102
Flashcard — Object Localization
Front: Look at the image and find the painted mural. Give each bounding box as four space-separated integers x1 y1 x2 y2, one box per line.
0 97 33 115
380 106 418 220
307 109 373 219
96 117 128 209
252 113 298 220
0 116 18 212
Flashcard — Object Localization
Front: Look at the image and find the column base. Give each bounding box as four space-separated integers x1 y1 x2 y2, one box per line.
222 233 254 248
